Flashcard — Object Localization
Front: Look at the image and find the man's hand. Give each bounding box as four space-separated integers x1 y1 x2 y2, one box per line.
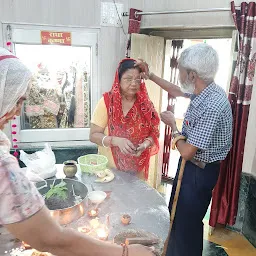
160 111 176 128
135 59 186 98
134 58 150 79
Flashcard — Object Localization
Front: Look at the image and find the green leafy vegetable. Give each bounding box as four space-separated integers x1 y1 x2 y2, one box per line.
45 180 68 200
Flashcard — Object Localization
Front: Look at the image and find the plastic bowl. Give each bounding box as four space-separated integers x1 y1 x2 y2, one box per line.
87 191 107 204
78 154 108 174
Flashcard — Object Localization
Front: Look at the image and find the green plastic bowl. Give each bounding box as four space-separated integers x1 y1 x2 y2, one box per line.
77 154 108 174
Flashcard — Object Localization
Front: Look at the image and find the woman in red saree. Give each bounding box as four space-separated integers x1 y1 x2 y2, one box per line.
90 59 160 180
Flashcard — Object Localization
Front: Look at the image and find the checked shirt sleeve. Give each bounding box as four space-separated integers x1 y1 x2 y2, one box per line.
187 109 220 150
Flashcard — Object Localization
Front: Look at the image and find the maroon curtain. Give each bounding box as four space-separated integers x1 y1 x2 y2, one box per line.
126 8 142 58
162 40 183 178
210 1 256 227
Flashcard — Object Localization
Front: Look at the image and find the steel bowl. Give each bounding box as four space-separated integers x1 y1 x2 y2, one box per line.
36 178 88 225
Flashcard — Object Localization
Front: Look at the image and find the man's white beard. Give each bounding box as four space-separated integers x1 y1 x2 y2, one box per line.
180 80 195 94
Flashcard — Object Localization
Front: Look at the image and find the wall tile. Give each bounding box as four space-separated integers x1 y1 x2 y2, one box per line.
228 174 250 232
243 175 256 247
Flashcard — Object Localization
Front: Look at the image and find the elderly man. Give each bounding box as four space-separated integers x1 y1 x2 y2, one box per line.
136 43 232 256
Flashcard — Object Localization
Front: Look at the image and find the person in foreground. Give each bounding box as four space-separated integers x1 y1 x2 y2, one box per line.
0 48 153 256
136 44 233 256
90 58 160 180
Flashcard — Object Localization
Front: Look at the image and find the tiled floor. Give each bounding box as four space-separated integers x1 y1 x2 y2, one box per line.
203 240 228 256
158 182 256 256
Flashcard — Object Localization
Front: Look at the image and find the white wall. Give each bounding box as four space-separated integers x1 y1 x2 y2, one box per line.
242 68 256 177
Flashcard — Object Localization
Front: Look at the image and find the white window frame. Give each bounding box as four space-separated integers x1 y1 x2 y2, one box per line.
2 24 100 148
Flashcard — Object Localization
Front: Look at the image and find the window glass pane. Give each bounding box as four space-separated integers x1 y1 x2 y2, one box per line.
15 44 91 129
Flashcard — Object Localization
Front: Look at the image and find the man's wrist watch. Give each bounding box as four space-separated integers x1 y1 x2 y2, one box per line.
172 130 180 138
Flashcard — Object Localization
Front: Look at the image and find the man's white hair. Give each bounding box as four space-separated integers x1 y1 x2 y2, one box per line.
178 43 219 83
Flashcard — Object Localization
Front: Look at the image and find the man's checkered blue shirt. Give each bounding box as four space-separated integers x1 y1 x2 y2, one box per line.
182 82 232 163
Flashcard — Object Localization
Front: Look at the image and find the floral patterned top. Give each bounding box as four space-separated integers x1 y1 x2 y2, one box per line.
0 136 44 224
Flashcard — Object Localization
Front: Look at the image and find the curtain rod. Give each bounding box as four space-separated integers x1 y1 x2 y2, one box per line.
122 8 232 17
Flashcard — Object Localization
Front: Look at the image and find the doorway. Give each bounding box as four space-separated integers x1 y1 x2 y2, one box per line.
163 38 233 180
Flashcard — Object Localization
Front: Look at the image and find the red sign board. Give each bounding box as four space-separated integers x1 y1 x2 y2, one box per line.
41 31 71 46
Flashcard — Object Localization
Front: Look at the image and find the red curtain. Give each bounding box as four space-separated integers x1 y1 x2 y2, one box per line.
162 40 183 178
210 1 256 227
126 8 142 58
